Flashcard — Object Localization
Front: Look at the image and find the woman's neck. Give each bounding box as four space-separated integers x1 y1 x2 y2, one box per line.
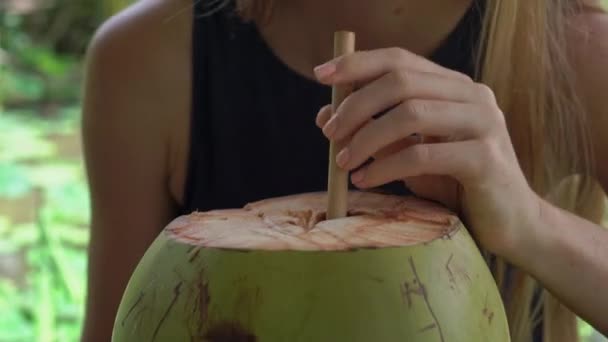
257 0 474 79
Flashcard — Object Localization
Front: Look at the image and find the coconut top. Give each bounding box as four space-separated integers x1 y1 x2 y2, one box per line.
165 191 461 251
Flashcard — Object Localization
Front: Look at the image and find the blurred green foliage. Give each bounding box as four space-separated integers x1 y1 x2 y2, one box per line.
1 12 82 107
0 110 90 341
0 1 108 341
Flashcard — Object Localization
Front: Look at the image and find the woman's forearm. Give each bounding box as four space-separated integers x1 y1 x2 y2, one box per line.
513 198 608 335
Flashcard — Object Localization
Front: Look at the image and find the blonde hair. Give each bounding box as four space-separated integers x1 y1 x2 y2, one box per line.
237 0 604 341
481 1 606 341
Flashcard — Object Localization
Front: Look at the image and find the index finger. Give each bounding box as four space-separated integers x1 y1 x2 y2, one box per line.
314 47 472 86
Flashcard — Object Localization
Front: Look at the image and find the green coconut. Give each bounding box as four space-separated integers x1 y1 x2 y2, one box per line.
112 191 510 342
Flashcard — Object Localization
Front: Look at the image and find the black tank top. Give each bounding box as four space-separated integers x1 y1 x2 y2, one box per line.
182 3 546 340
182 1 484 214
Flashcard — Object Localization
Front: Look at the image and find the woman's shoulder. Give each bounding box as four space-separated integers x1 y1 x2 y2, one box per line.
86 0 193 95
83 0 194 203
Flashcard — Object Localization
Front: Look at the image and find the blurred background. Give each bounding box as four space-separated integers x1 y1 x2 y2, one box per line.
0 1 129 340
0 0 606 341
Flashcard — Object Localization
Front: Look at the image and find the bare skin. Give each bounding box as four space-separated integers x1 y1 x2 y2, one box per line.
80 0 608 340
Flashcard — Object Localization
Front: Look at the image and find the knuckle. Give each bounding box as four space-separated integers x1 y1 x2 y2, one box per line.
459 73 474 83
475 83 496 103
479 139 502 169
483 104 506 131
459 140 499 180
348 135 361 157
409 144 431 164
387 47 407 60
472 83 506 130
338 93 358 116
447 69 473 83
458 149 483 181
392 70 411 91
401 100 426 126
492 107 507 128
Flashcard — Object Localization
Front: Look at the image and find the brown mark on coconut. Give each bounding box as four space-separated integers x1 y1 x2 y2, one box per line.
368 275 384 283
204 322 257 342
400 280 423 308
446 252 472 288
199 278 210 326
121 291 145 326
483 307 495 325
445 253 457 289
151 281 183 342
255 286 262 303
409 256 445 342
216 247 251 253
482 293 495 325
193 269 210 338
418 322 438 333
229 285 263 326
188 247 202 263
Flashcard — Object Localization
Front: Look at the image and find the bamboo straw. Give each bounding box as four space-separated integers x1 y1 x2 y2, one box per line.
326 31 355 220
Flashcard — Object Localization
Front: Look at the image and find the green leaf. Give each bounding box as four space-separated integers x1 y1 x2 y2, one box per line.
0 162 32 198
57 246 87 303
35 265 55 342
0 113 57 162
25 162 80 189
0 280 33 342
9 223 39 249
0 67 45 103
2 13 23 29
58 105 81 120
45 180 90 225
54 224 89 246
55 321 82 342
38 207 82 302
0 215 19 253
26 244 44 266
0 106 81 137
20 45 74 77
0 215 11 234
0 216 17 253
0 238 19 254
55 288 84 320
0 279 21 308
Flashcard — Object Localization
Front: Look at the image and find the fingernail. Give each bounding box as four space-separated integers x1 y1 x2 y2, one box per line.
315 105 330 127
323 117 338 138
315 111 323 127
314 62 336 80
351 169 366 184
336 148 350 168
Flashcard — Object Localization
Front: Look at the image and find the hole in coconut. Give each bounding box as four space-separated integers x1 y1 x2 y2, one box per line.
285 210 326 230
285 209 369 230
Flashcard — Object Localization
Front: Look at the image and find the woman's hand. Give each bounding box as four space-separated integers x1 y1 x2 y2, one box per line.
314 47 542 258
